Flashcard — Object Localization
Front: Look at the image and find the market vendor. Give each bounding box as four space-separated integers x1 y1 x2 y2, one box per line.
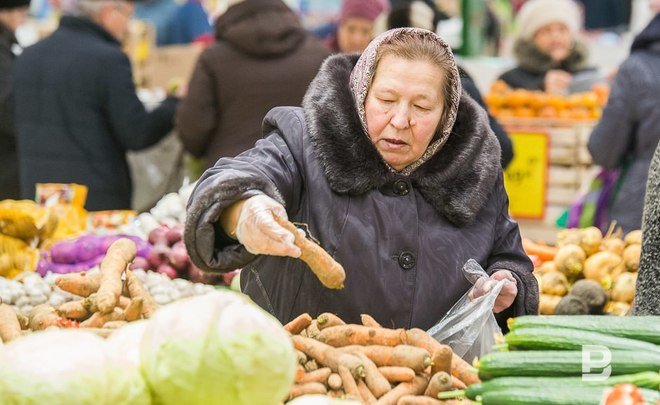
185 28 538 331
498 0 592 95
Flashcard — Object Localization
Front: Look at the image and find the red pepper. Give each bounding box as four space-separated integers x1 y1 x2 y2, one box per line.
603 384 645 405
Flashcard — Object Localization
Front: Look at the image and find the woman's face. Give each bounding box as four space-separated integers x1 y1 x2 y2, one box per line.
533 22 573 62
364 55 445 171
337 17 374 53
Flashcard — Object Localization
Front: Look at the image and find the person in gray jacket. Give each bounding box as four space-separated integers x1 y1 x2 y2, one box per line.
184 28 537 330
588 13 660 233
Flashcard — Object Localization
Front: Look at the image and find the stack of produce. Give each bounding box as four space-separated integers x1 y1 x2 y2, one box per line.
0 200 57 278
523 227 641 315
440 315 660 405
0 238 216 342
485 80 609 120
282 312 480 404
0 290 297 405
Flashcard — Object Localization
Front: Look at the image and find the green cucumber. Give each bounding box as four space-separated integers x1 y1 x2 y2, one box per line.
478 386 660 405
478 350 660 380
466 371 660 399
508 316 660 344
505 327 660 353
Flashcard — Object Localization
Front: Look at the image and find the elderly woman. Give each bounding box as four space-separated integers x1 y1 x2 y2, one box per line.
185 28 538 330
498 0 592 94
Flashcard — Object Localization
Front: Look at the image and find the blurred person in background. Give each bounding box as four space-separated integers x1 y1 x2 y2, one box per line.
587 9 660 233
498 0 592 94
0 0 30 200
135 0 212 46
12 0 179 210
325 0 389 53
175 0 329 170
386 0 513 168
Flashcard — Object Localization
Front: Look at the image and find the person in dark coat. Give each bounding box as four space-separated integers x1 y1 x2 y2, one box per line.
175 0 330 170
0 0 30 200
184 28 538 331
588 14 660 233
634 142 660 315
385 1 513 168
499 0 592 94
12 0 178 211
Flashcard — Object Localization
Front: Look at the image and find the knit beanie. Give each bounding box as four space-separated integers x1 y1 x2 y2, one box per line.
339 0 389 23
517 0 581 40
0 0 31 10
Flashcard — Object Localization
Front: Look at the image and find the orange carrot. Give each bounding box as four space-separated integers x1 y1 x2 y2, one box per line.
56 300 90 321
306 319 321 339
522 238 557 262
96 238 136 314
304 359 319 372
123 297 143 322
125 270 158 318
28 305 65 331
339 365 360 398
317 325 406 347
358 379 378 404
54 271 101 297
451 376 467 390
328 389 345 398
296 349 307 365
361 314 382 328
358 345 432 373
289 382 327 399
378 366 415 383
404 328 480 386
80 308 124 328
431 345 453 375
292 335 365 379
0 304 22 342
424 372 452 398
398 395 446 405
328 373 343 390
375 375 429 405
285 313 313 335
275 217 345 289
355 352 392 398
298 367 332 384
317 312 346 329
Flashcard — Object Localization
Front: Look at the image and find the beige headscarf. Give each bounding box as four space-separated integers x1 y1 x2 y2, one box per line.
348 27 462 175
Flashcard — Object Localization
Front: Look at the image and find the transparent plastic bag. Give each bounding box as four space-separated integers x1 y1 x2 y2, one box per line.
427 259 506 362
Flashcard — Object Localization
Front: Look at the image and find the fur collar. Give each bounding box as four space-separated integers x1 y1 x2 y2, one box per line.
514 39 589 74
302 54 501 227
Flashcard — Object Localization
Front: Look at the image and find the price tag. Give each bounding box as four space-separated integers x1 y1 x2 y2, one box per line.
504 131 549 219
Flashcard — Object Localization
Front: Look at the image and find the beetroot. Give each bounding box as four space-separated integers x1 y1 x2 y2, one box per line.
148 226 170 246
157 263 178 279
147 244 171 268
165 225 183 246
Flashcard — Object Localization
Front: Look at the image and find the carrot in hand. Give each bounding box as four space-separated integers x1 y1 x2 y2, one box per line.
284 313 313 335
275 217 345 289
317 312 346 329
96 238 136 314
317 324 407 347
378 366 415 383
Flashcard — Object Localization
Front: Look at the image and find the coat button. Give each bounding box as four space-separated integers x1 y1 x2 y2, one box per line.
393 179 409 196
398 251 416 270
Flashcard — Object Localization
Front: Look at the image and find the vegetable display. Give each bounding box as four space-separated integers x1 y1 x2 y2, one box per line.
284 312 479 404
525 227 641 315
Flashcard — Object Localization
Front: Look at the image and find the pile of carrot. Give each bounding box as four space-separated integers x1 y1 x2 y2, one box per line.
283 313 478 404
0 238 158 341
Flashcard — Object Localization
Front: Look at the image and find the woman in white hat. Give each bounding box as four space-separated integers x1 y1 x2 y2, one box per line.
498 0 592 95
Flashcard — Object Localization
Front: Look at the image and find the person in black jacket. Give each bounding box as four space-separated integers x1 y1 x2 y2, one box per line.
12 0 178 210
0 0 30 200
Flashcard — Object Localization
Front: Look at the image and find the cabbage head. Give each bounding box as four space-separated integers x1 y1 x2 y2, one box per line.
140 290 296 405
0 329 148 405
105 321 151 404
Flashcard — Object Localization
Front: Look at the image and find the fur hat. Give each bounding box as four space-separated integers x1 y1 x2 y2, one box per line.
0 0 30 10
517 0 581 40
339 0 389 24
